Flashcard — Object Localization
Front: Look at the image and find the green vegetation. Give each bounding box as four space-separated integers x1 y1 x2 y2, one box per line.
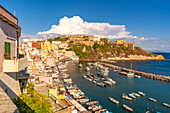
92 43 100 50
47 37 68 43
14 83 53 113
65 48 72 51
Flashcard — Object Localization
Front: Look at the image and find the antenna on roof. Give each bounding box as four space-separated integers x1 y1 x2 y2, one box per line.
14 11 16 16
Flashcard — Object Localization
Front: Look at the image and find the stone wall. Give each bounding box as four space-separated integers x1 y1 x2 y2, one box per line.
0 72 21 99
0 86 19 113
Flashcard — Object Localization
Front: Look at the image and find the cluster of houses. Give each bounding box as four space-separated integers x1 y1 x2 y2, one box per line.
19 40 79 86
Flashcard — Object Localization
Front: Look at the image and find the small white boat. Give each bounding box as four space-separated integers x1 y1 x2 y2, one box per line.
77 98 89 103
132 92 140 97
149 98 157 103
108 78 116 84
162 103 170 108
109 97 119 104
134 75 141 78
78 64 82 68
123 104 133 112
103 81 112 86
84 67 90 71
128 94 136 99
138 91 145 96
127 72 134 77
122 93 132 101
93 80 97 84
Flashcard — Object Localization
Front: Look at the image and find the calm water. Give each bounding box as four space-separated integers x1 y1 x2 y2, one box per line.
67 53 170 113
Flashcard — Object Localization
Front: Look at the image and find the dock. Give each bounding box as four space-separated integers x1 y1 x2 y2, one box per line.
97 62 170 83
68 97 88 112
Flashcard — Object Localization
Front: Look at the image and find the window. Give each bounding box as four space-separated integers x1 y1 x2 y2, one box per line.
4 42 11 59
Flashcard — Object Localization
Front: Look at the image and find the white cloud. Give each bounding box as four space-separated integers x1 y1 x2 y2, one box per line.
21 16 159 42
161 45 169 48
37 16 134 39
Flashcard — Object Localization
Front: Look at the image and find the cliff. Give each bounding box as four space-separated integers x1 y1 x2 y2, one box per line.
69 42 165 61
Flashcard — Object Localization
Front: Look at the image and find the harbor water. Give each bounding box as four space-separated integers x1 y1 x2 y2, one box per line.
67 53 170 113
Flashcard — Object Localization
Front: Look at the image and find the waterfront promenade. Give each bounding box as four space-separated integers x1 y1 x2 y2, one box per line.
97 62 170 83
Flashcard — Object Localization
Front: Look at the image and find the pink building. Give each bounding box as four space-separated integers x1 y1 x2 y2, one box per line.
0 5 28 99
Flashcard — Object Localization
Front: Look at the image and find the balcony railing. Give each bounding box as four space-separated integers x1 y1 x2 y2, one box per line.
3 58 28 72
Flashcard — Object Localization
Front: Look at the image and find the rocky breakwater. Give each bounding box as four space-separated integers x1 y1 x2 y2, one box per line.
97 62 170 83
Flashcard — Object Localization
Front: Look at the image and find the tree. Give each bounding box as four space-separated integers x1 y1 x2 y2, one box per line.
92 43 100 50
14 83 53 113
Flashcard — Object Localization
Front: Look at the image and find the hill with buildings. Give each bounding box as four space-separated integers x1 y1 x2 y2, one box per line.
44 35 165 61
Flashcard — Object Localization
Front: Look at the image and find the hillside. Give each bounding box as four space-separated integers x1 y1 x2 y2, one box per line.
69 42 165 61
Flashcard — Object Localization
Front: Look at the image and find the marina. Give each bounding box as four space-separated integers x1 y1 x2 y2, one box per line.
96 62 170 83
67 61 170 113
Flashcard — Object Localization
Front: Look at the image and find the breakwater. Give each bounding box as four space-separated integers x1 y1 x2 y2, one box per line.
97 62 170 83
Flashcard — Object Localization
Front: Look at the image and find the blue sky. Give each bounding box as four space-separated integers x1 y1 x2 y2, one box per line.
1 0 170 52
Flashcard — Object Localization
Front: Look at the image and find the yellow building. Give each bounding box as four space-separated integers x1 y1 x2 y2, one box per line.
116 40 135 50
49 88 65 100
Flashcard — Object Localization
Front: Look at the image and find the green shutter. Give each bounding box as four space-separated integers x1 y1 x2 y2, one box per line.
4 42 11 59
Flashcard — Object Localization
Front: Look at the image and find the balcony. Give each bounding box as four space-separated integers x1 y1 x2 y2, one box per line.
3 58 28 72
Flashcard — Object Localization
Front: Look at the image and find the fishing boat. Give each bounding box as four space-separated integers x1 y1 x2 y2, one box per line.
162 103 170 108
149 98 157 103
76 98 89 103
138 91 145 96
92 105 103 112
123 104 133 112
122 93 132 101
118 71 127 75
128 93 136 99
109 97 119 104
97 82 106 87
103 81 113 86
86 101 99 106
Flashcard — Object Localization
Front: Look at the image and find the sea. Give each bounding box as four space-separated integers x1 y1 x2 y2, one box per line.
66 53 170 113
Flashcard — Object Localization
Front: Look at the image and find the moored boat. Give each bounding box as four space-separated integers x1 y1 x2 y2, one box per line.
149 98 157 103
97 82 106 87
86 101 99 106
138 91 145 96
78 64 82 68
122 93 132 101
132 92 140 97
128 93 136 99
123 104 133 112
109 97 119 104
162 103 170 108
103 81 113 86
76 98 89 103
135 75 141 78
84 67 90 71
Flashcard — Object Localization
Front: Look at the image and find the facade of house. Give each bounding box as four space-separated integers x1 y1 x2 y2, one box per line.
0 5 29 99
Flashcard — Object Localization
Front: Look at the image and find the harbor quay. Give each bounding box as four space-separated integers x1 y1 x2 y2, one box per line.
96 62 170 83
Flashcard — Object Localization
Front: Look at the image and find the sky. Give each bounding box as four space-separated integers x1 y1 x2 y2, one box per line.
1 0 170 52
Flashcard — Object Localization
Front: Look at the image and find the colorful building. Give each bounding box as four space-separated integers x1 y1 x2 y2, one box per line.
0 5 29 99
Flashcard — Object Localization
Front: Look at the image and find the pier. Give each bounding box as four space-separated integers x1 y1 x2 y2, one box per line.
97 62 170 83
